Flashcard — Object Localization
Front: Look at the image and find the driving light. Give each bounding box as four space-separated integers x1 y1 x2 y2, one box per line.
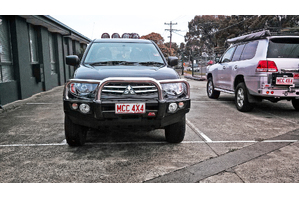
79 103 90 114
101 33 110 38
122 33 130 38
168 103 178 113
112 33 120 38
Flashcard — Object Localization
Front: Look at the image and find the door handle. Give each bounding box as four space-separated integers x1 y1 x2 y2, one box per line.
223 66 226 70
234 65 238 70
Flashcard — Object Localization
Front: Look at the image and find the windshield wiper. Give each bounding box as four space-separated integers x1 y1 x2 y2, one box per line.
88 61 138 66
138 62 164 66
88 61 109 66
115 61 138 65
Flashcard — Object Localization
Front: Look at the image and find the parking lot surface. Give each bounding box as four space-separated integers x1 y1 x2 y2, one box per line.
0 78 298 183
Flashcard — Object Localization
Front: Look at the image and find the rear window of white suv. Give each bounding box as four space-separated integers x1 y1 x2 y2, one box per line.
267 38 299 58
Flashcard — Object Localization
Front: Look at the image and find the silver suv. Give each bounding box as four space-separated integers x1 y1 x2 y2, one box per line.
206 30 299 112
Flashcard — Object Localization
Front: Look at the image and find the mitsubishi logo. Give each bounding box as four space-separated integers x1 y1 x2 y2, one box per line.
124 85 135 95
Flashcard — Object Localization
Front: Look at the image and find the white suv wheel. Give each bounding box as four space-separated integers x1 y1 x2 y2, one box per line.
236 88 245 108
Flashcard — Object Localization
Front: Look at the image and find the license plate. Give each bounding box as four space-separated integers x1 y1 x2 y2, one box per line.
276 77 294 85
115 103 145 114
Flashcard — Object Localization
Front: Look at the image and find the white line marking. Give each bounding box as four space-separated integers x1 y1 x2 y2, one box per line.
186 119 213 142
26 103 60 105
0 140 297 147
262 140 298 143
0 143 67 147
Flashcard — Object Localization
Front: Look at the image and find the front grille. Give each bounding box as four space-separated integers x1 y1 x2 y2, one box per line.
101 82 159 99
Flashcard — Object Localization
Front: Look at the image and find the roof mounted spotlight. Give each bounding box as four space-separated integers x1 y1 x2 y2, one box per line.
101 33 110 38
122 33 130 38
130 33 140 39
112 33 120 38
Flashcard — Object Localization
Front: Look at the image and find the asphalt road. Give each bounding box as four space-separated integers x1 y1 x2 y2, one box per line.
0 78 298 184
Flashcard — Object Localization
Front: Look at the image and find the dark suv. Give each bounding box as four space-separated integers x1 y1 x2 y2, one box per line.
63 35 190 146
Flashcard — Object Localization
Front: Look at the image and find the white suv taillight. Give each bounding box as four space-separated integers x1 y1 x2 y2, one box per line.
256 60 278 72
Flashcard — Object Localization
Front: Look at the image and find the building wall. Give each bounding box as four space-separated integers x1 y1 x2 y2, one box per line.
0 15 88 106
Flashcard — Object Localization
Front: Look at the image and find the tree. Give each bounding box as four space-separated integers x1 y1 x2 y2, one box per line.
141 32 164 45
185 15 225 56
141 32 177 57
164 42 179 56
185 15 299 57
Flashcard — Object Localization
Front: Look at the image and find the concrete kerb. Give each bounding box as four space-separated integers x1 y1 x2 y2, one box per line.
184 73 207 81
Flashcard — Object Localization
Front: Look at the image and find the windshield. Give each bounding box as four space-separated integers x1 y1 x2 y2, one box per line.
84 42 165 66
267 38 299 58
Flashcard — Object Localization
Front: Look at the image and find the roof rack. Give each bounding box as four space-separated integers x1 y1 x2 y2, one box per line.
227 30 271 44
268 27 299 36
227 28 299 44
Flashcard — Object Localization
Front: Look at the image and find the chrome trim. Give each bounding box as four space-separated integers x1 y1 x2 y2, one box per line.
135 89 158 93
102 84 157 95
281 69 299 73
214 88 235 94
97 77 163 102
103 86 127 89
102 90 124 93
64 77 190 101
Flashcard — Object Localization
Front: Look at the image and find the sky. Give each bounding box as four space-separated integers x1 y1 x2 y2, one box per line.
4 0 298 46
51 15 195 45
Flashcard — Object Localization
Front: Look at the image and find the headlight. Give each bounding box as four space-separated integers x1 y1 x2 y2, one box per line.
69 83 98 99
161 83 187 99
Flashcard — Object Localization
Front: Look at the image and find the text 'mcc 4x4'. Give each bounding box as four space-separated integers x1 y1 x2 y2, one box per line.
206 30 299 112
63 33 191 146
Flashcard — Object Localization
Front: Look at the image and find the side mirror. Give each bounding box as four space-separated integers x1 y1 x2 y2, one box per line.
167 56 178 66
66 55 80 66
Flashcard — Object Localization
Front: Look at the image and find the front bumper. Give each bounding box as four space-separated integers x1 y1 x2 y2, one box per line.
63 77 191 129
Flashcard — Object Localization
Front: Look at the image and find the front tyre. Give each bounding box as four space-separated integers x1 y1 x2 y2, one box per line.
207 77 220 99
292 98 299 111
165 116 186 143
235 82 254 112
65 115 88 146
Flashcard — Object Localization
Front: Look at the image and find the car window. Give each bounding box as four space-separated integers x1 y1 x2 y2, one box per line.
231 44 245 62
267 38 299 58
240 41 258 60
220 46 236 63
84 42 164 64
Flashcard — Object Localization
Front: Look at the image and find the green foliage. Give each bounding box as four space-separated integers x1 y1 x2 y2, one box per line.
185 15 299 56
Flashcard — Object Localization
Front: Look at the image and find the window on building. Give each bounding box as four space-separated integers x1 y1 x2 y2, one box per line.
0 16 14 83
49 32 57 74
28 24 39 63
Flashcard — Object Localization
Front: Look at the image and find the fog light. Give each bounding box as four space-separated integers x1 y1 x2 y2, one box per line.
79 103 90 114
168 103 178 113
71 103 78 110
178 102 184 108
